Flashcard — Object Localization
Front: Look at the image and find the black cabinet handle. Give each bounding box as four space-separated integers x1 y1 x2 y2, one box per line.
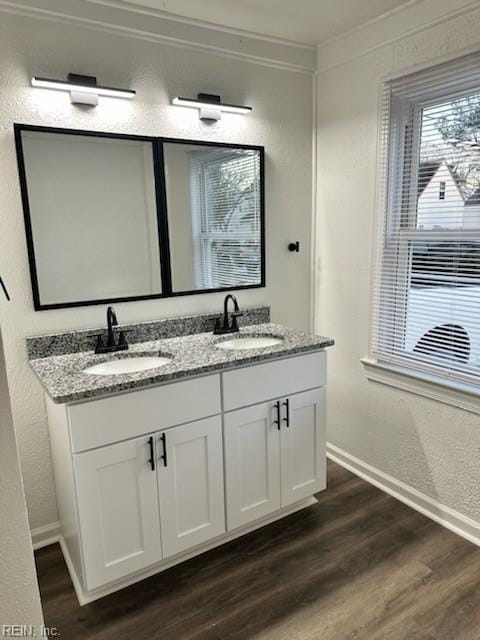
159 433 167 467
148 436 155 471
273 400 281 430
0 276 10 301
283 398 290 427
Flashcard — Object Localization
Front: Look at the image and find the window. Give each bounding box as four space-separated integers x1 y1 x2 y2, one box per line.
189 148 261 289
439 181 446 200
371 52 480 387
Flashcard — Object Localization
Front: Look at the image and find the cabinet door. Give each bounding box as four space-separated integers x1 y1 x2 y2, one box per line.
280 388 326 507
157 416 225 558
224 401 281 530
74 435 162 590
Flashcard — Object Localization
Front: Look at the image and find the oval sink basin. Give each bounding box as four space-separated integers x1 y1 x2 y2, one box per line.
216 335 283 351
84 356 172 376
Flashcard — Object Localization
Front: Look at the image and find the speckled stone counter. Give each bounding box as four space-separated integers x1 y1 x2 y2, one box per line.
27 306 270 359
29 318 334 404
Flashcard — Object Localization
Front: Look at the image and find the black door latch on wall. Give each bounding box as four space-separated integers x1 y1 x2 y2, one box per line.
0 276 10 301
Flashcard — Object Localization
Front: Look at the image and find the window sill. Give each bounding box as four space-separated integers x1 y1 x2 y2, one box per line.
361 357 480 415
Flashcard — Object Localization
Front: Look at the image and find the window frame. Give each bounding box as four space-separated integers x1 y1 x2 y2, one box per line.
439 181 446 200
369 81 480 389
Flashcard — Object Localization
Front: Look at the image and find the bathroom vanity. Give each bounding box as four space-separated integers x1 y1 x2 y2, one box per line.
18 120 334 606
28 310 333 604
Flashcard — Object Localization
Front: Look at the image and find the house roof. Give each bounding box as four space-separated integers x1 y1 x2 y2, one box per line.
417 159 467 201
418 161 442 197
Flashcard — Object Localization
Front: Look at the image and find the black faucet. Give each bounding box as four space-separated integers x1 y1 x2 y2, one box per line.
214 295 244 335
93 306 130 354
106 306 118 348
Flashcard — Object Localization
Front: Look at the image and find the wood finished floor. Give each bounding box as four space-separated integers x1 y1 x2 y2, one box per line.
35 461 480 640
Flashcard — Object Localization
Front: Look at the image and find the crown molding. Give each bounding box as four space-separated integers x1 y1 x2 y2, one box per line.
317 0 422 51
0 0 317 73
317 0 480 73
86 0 316 50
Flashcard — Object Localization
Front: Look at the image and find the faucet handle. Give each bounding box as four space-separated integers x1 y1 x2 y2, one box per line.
117 330 133 349
231 311 243 332
88 333 106 354
213 317 223 335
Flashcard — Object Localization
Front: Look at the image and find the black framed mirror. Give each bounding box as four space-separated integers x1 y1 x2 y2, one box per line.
14 124 265 310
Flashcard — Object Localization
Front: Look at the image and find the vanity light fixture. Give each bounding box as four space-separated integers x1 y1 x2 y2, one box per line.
31 73 136 106
172 93 252 121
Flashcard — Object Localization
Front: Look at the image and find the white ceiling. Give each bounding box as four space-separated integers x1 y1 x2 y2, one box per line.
111 0 423 45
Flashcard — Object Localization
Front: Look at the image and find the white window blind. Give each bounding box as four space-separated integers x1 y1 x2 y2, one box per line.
189 148 261 289
372 52 480 386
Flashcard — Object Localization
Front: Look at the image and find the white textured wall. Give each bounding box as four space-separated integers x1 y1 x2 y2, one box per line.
0 10 313 531
0 330 43 628
316 0 480 521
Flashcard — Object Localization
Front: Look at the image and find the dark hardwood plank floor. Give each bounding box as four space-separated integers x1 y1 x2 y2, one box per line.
35 461 480 639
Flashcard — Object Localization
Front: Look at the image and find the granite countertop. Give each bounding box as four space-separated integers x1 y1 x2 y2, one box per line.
29 323 334 404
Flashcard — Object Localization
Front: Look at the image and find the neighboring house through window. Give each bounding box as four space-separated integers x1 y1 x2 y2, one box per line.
370 52 480 387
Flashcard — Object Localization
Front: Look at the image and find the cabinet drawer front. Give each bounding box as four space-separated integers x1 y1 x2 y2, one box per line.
222 351 326 411
69 375 221 452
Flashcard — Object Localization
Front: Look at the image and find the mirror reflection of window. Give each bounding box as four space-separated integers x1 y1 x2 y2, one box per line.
164 144 262 293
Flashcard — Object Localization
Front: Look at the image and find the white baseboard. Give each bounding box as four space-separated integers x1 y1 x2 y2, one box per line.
31 521 60 550
59 536 86 606
327 443 480 548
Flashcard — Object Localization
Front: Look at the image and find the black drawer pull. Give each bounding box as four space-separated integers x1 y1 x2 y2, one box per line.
148 436 155 471
159 433 167 467
283 398 290 427
273 401 281 430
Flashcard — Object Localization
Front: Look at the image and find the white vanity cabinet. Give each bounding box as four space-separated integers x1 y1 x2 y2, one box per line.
224 401 282 528
74 434 163 590
280 388 326 505
73 415 226 590
156 416 226 558
46 350 328 604
224 387 326 530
